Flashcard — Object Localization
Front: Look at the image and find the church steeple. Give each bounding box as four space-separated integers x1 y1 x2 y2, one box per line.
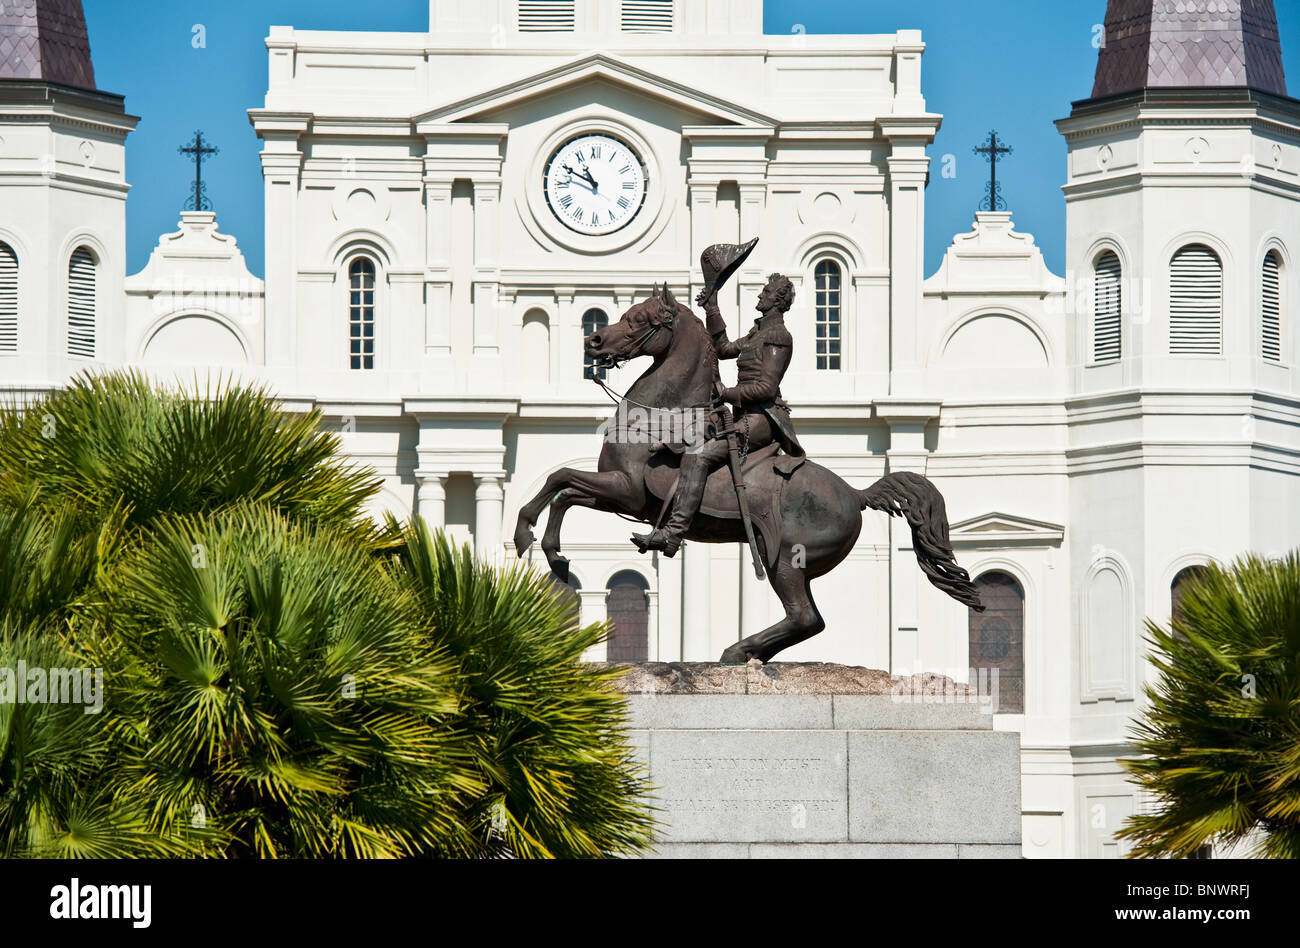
1091 0 1287 99
0 0 97 90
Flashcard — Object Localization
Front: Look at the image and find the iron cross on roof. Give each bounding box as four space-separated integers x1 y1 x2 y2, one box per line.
178 130 219 212
973 130 1013 212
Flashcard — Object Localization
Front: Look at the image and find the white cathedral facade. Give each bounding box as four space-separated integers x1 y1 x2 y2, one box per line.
2 0 1298 858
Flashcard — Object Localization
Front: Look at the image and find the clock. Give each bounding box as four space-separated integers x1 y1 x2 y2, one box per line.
543 133 648 236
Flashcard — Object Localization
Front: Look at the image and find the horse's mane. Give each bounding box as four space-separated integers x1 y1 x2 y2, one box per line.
672 302 718 380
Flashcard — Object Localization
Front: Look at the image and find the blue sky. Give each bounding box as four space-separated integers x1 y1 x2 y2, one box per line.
83 0 1300 278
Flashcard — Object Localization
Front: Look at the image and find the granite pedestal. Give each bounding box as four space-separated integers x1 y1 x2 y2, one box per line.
608 662 1022 859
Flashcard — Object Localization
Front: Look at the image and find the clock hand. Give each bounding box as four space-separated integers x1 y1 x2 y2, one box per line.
562 164 599 192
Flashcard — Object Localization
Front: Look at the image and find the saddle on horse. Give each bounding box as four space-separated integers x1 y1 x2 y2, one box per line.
642 441 802 570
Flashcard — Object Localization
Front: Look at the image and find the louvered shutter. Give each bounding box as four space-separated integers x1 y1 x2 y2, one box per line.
67 248 96 359
1262 251 1281 363
1093 251 1122 363
0 242 16 353
518 0 576 31
622 0 674 32
1169 245 1222 355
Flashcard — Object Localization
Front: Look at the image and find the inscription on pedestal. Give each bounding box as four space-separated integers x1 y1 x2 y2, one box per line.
648 731 848 843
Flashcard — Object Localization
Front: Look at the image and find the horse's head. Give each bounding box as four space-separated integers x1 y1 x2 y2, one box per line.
584 283 689 371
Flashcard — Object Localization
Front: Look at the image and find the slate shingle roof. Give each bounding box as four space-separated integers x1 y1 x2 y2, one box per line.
1092 0 1287 98
0 0 96 90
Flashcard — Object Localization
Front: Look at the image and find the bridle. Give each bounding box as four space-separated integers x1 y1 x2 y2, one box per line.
589 318 717 412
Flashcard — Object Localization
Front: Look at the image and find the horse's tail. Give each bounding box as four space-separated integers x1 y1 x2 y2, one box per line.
857 471 985 612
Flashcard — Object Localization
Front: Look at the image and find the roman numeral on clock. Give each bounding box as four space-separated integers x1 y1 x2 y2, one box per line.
623 180 635 190
573 207 584 223
618 196 631 209
559 195 573 208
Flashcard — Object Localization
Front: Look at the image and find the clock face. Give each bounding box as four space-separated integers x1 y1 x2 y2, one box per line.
543 134 648 236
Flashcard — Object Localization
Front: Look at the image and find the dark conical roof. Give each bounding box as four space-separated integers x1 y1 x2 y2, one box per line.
0 0 96 90
1092 0 1287 98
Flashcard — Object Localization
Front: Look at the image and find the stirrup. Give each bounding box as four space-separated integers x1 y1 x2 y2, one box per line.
631 529 682 558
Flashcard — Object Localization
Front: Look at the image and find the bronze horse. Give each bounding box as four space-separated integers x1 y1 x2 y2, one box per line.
513 286 984 664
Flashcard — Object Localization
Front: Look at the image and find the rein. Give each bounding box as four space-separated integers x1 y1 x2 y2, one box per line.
590 323 718 412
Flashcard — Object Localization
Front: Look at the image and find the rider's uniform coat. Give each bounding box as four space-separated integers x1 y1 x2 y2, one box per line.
705 302 805 459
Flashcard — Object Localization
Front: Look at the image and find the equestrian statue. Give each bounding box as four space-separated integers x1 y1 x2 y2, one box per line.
513 239 984 665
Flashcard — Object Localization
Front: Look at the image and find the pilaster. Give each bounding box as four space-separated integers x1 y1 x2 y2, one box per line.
878 115 941 397
875 398 942 675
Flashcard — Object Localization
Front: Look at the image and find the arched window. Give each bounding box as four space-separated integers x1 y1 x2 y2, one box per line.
582 308 608 381
605 570 649 663
1171 565 1210 629
0 241 16 353
348 257 376 370
67 247 97 358
1169 244 1223 355
814 259 842 371
1093 250 1122 363
1262 250 1282 363
969 571 1024 713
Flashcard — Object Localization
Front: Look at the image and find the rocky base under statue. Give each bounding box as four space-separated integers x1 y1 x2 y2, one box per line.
601 660 983 698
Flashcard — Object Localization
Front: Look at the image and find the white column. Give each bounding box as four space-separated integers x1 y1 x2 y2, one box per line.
688 182 718 285
876 401 940 675
416 474 447 529
472 179 502 356
645 589 660 662
681 540 711 660
655 551 683 662
738 182 767 247
739 558 768 641
423 176 453 356
472 179 501 270
555 287 575 395
257 134 305 370
877 115 939 396
886 156 928 396
579 590 609 663
474 474 504 564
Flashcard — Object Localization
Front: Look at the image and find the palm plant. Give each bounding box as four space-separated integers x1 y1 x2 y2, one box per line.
388 520 656 858
77 506 483 858
1119 553 1300 858
0 370 656 857
0 370 379 536
0 621 200 858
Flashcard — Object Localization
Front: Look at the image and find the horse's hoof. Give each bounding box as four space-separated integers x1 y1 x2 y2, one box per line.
548 556 570 585
719 644 751 665
513 525 535 557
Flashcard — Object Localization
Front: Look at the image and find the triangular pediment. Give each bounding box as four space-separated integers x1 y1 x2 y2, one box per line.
417 53 775 129
949 512 1065 546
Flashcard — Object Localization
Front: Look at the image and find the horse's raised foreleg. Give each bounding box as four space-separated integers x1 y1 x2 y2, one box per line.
514 467 643 557
539 488 602 583
720 554 826 664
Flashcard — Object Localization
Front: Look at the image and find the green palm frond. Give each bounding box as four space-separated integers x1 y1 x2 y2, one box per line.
389 520 656 858
0 369 655 858
1119 552 1300 858
0 370 380 537
79 506 479 857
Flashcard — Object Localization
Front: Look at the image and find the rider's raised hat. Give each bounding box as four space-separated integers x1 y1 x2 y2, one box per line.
700 237 759 299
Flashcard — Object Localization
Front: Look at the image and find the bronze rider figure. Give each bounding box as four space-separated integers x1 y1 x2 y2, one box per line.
633 270 805 557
